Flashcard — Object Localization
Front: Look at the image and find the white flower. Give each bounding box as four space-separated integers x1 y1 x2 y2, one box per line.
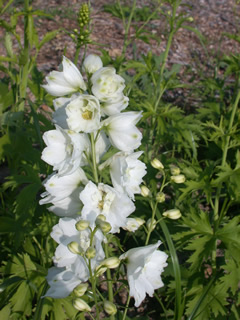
102 112 142 152
52 95 79 129
108 151 146 199
44 266 82 298
120 241 168 307
80 181 135 233
91 67 125 103
40 168 88 203
42 56 86 96
41 125 89 175
47 192 83 217
66 94 101 133
83 54 103 74
101 95 129 116
51 217 105 278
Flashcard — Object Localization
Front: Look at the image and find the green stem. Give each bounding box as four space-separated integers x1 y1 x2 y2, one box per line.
213 89 240 222
155 208 183 320
145 200 158 245
120 0 136 59
89 260 100 319
90 133 99 183
18 0 30 111
122 293 131 320
74 47 81 65
104 242 115 320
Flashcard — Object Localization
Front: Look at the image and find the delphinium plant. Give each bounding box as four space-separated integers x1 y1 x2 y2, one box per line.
39 54 169 319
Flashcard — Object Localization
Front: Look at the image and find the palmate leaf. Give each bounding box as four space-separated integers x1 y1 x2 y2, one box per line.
220 258 240 295
9 280 33 317
186 281 228 320
185 235 215 272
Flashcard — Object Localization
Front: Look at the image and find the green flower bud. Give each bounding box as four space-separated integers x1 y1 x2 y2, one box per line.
156 191 165 203
151 158 164 170
163 209 181 220
170 165 181 175
75 220 90 231
101 257 120 269
73 298 91 312
104 300 117 315
97 220 112 233
141 185 151 197
85 247 96 259
95 265 107 276
146 218 157 232
73 283 88 297
67 241 81 255
171 174 186 184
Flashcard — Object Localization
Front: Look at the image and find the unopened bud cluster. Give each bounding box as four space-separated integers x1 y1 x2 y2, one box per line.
71 3 91 47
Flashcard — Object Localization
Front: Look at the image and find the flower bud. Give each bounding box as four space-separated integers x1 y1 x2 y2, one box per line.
141 185 151 197
67 241 81 255
188 17 194 22
75 220 90 231
146 218 157 232
163 209 181 220
83 54 103 74
95 265 107 276
171 174 186 184
151 158 164 170
156 191 165 203
85 247 96 259
104 300 117 315
73 298 91 312
98 220 112 233
98 214 106 221
101 257 120 269
73 283 89 297
170 165 180 176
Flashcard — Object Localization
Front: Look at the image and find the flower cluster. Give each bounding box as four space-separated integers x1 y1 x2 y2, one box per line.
40 55 167 308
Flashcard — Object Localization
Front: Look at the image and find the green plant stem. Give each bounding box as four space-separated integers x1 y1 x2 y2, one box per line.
155 208 183 320
89 260 100 320
18 0 30 111
122 293 131 320
120 0 136 59
90 132 99 183
104 242 115 320
213 89 240 222
74 47 81 65
145 200 158 245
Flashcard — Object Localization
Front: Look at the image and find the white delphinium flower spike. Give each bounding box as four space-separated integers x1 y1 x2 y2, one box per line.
42 56 86 96
102 112 142 152
120 241 168 307
80 181 135 233
108 151 146 200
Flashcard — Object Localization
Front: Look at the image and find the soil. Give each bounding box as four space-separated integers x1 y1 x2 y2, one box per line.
0 0 239 74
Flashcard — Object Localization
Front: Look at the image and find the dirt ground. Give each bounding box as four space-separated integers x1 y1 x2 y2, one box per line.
1 0 239 73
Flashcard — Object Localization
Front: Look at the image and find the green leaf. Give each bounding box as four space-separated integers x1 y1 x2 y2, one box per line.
220 259 240 295
0 276 23 293
0 217 18 234
37 30 60 50
10 280 33 316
